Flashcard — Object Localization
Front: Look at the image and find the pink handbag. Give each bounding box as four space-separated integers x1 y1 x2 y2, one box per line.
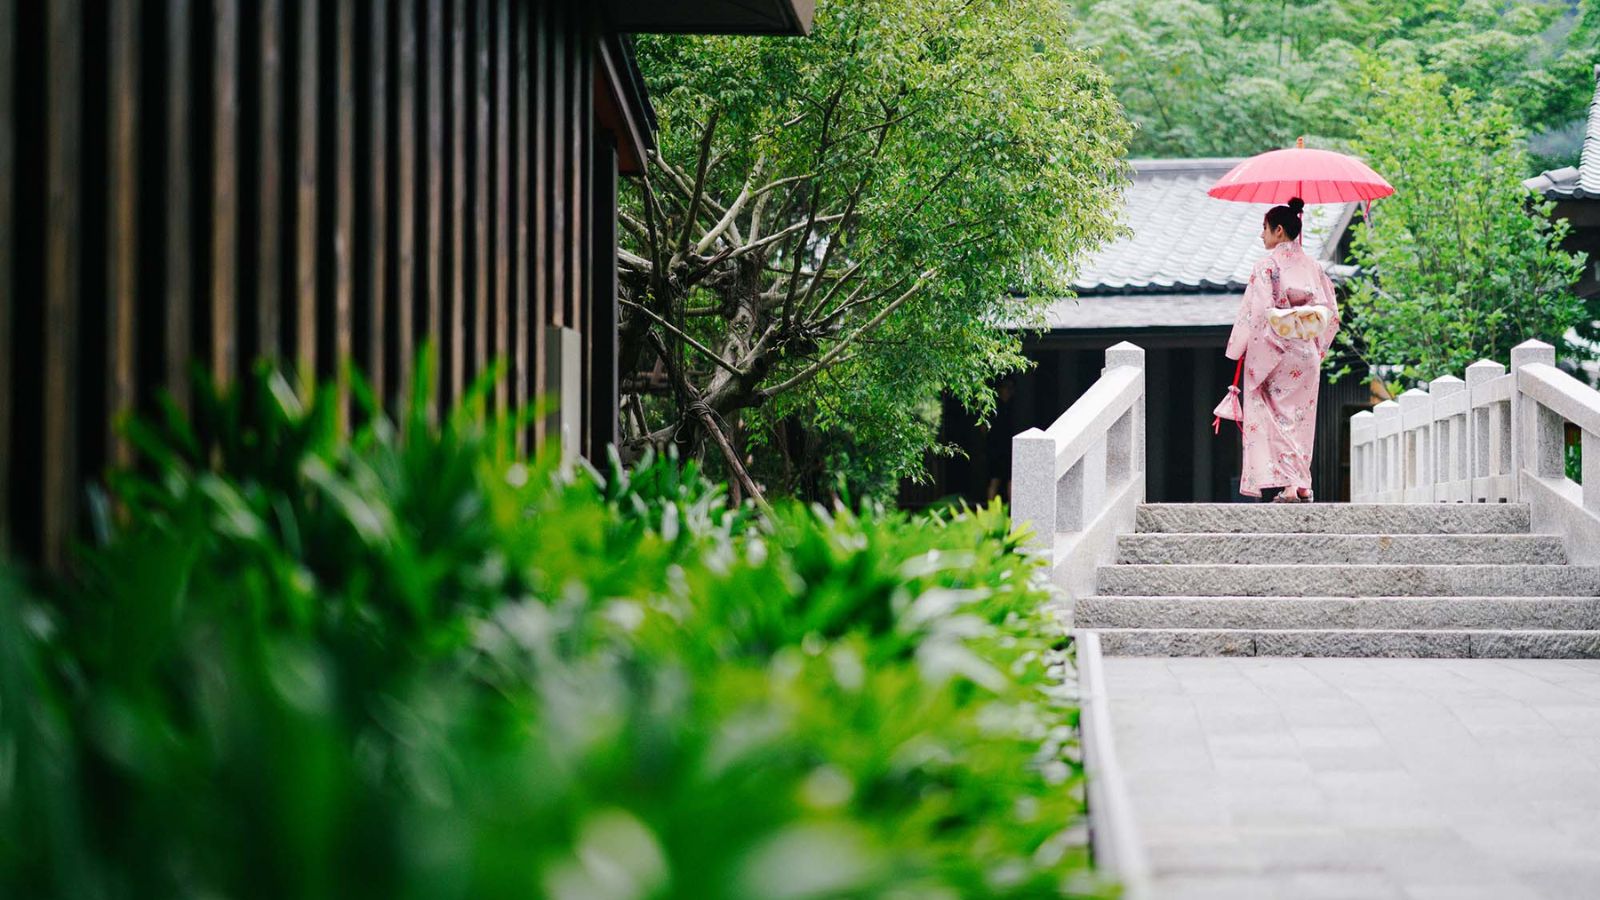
1212 357 1243 434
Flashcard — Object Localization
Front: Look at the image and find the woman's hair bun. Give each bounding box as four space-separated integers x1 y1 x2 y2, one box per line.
1287 197 1305 214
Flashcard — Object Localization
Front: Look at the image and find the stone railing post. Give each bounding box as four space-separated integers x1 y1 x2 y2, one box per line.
1399 388 1432 502
1429 375 1465 501
1350 409 1374 500
1465 360 1505 501
1012 427 1060 554
1511 340 1558 496
1103 342 1146 502
1373 399 1400 501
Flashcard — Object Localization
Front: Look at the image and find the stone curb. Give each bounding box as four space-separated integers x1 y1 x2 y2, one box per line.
1071 630 1153 900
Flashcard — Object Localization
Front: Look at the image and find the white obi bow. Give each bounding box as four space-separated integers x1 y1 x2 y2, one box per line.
1268 306 1330 342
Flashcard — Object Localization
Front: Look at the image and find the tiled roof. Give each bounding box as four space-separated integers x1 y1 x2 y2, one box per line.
1526 64 1600 201
1034 292 1242 330
1071 159 1356 295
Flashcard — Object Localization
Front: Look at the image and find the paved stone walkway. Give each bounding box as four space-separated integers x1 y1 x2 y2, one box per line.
1104 658 1600 899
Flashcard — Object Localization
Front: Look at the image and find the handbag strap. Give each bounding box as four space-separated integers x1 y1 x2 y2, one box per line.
1232 356 1243 387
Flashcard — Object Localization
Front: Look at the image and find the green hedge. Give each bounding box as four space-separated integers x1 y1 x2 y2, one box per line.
0 361 1103 899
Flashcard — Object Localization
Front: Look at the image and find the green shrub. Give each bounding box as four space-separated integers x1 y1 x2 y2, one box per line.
0 359 1102 899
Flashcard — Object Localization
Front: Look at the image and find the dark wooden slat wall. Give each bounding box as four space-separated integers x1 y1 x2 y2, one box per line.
2 0 620 569
0 0 12 551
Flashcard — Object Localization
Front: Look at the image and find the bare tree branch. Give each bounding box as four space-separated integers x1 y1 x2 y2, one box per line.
760 269 937 399
621 298 745 377
677 109 721 261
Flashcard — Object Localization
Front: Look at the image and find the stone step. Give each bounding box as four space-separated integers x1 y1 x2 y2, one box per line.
1075 596 1600 631
1096 564 1600 597
1135 503 1531 535
1092 628 1600 659
1116 533 1566 565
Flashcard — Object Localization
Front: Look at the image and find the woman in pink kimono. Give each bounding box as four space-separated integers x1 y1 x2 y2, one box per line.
1225 198 1339 502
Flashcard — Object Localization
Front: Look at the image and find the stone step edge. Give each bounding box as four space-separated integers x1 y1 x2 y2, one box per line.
1089 627 1600 658
1075 596 1600 630
1114 533 1567 564
1117 532 1563 540
1079 594 1600 602
1100 564 1599 572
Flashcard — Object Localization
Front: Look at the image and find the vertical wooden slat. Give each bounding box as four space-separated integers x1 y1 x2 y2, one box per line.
576 30 591 459
472 0 489 394
424 0 443 406
590 133 619 457
395 0 417 411
549 6 566 332
293 0 318 379
45 0 82 568
107 0 140 469
447 0 465 404
366 0 388 400
212 0 240 385
257 0 283 360
167 0 194 407
334 0 354 423
513 0 529 452
531 2 548 446
0 0 12 549
493 0 509 420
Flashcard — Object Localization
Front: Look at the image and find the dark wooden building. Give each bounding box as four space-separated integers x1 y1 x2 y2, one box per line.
0 0 812 569
906 158 1372 508
1526 63 1600 307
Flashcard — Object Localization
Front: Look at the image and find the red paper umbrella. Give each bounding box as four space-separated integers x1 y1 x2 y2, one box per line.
1208 139 1395 205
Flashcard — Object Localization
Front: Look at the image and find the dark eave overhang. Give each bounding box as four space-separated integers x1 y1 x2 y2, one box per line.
596 34 656 176
603 0 815 36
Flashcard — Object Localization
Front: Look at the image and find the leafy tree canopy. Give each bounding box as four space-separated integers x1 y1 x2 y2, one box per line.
1068 0 1597 164
621 0 1131 501
1335 60 1589 388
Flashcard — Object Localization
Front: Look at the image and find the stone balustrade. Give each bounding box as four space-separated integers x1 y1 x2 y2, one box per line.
1350 339 1600 563
1012 342 1146 597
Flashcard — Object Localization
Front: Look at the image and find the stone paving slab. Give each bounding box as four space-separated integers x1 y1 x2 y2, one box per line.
1103 657 1600 900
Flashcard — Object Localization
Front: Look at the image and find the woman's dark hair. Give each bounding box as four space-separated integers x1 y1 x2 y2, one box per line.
1264 197 1305 240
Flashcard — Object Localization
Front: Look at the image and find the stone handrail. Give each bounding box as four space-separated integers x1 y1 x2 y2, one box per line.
1012 342 1146 598
1350 339 1600 563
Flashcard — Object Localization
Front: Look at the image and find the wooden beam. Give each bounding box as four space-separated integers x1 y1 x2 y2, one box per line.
168 0 194 409
293 0 318 382
0 0 12 550
531 2 548 446
257 0 283 360
447 0 465 404
395 0 418 413
366 0 388 402
513 0 529 453
107 0 140 469
493 0 509 419
334 0 354 425
211 0 240 385
473 0 489 394
45 0 82 568
423 0 442 417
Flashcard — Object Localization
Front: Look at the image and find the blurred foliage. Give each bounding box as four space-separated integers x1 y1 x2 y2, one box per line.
1066 0 1599 163
1334 60 1589 389
0 359 1103 899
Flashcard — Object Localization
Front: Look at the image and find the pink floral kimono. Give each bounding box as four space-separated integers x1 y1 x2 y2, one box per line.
1224 241 1340 498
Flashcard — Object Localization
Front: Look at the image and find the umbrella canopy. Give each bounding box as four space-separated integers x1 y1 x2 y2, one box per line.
1207 145 1394 205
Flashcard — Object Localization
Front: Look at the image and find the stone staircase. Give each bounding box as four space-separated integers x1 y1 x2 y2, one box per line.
1078 503 1600 658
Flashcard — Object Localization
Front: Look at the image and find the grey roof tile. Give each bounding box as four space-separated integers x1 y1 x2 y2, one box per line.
1527 64 1600 201
1071 159 1355 295
1034 292 1243 330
